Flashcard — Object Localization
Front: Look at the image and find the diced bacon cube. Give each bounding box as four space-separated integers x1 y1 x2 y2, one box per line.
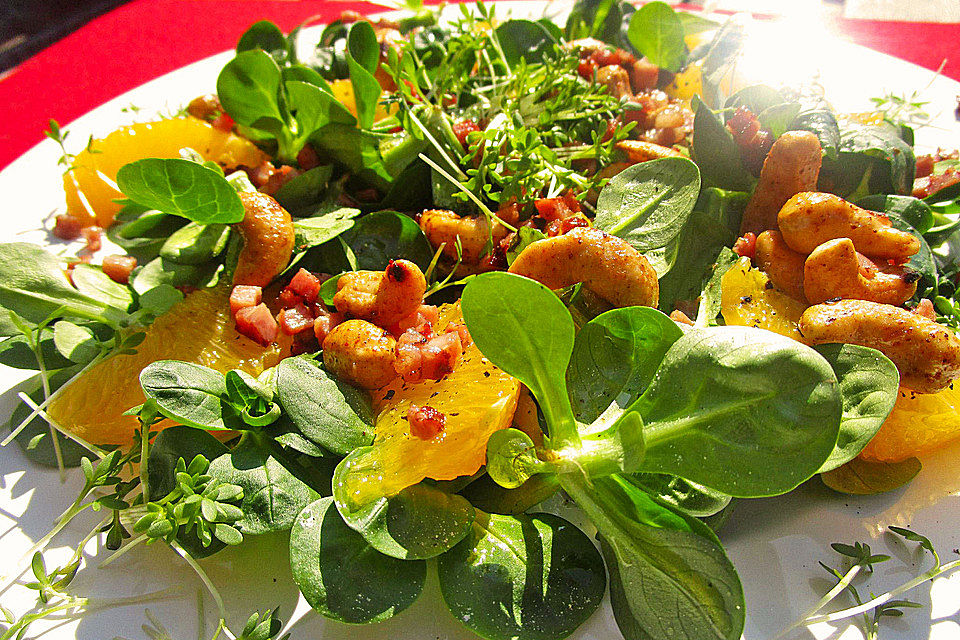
230 285 262 315
235 303 278 346
395 329 463 383
534 197 575 222
913 298 937 321
53 214 83 240
445 322 473 348
278 288 301 308
101 255 137 284
629 58 659 93
81 226 103 253
313 306 344 344
407 404 446 440
288 268 322 304
211 112 235 132
279 303 315 336
394 304 440 336
420 332 463 380
452 119 481 149
732 232 757 259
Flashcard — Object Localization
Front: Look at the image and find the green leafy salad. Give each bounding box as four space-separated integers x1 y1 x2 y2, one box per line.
4 1 960 639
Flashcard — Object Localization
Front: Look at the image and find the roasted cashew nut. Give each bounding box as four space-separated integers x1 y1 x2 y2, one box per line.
803 238 918 306
799 299 960 393
754 230 806 301
740 131 822 235
508 227 659 308
419 209 516 264
232 191 295 287
322 319 398 389
615 140 683 163
597 64 632 99
778 192 920 260
333 259 426 327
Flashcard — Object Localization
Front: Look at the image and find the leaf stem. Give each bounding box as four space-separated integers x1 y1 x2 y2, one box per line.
169 540 228 623
3 350 113 449
774 564 863 639
98 533 149 568
0 501 93 596
805 559 960 625
15 392 105 458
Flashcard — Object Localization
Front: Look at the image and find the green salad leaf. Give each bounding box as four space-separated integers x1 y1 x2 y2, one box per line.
116 158 245 224
290 497 426 623
438 512 607 640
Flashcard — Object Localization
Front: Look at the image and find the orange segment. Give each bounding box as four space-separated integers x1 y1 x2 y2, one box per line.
49 286 288 446
720 257 807 340
665 60 703 102
63 117 267 228
860 385 960 462
337 303 521 508
328 79 399 123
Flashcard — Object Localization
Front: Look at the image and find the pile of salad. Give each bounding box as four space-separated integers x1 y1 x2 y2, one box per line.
4 1 960 639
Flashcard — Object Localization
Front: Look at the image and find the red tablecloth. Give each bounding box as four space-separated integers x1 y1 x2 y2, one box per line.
0 0 957 170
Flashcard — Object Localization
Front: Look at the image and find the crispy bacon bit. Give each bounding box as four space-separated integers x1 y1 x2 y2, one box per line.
733 232 758 259
913 298 937 321
726 106 773 175
577 58 597 79
297 144 321 170
313 306 344 344
64 254 92 285
247 160 276 190
53 214 83 241
915 154 936 179
452 119 481 150
235 303 278 346
279 303 315 336
629 59 659 93
230 285 263 315
669 309 695 326
287 268 323 304
278 288 300 308
476 243 508 272
446 322 473 348
915 149 959 178
263 165 301 196
534 194 580 222
913 169 960 199
395 329 463 383
407 404 446 440
81 226 103 253
393 304 440 336
545 215 590 237
247 161 301 195
101 255 137 284
211 112 235 132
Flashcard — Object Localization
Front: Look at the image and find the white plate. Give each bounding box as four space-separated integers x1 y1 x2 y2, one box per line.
2 3 960 639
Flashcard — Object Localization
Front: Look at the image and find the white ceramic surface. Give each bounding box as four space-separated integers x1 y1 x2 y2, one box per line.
1 3 959 639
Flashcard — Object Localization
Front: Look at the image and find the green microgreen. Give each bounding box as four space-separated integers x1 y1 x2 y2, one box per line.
780 526 960 638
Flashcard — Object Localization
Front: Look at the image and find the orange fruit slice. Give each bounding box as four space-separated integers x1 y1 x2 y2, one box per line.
63 117 267 228
336 303 521 508
327 79 399 123
665 60 703 102
860 385 960 462
49 286 288 446
720 257 807 340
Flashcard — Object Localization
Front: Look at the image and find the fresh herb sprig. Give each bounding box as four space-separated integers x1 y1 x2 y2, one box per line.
779 527 960 638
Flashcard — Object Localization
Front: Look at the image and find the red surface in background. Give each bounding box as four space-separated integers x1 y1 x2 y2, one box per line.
0 0 957 170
